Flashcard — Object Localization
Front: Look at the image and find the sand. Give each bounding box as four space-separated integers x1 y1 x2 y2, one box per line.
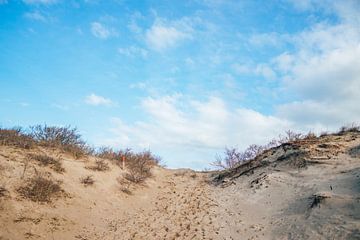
1 131 360 239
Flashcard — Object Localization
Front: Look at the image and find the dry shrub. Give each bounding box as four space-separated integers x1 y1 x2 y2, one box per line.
123 150 160 183
117 177 132 194
17 175 62 202
0 127 34 149
213 129 304 169
86 159 110 171
28 154 64 173
29 125 91 158
96 147 132 166
80 175 95 186
338 123 360 135
95 147 120 160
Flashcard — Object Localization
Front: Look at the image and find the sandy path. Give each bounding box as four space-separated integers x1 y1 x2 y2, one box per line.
101 170 220 240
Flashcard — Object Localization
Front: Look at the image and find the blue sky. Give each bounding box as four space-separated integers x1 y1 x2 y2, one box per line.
1 0 360 169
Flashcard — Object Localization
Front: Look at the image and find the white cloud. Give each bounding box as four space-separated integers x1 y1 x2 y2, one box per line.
272 0 360 129
232 63 276 80
23 0 57 4
24 11 47 22
84 94 114 106
145 18 192 51
118 46 148 58
100 95 292 169
90 22 117 39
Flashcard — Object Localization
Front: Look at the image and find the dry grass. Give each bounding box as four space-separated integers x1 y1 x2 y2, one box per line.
0 127 35 149
80 175 95 186
28 154 65 173
17 175 63 202
86 159 110 171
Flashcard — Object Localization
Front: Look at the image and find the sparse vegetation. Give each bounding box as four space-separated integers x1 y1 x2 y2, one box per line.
0 127 34 149
29 125 92 158
123 150 160 183
17 175 62 202
80 175 95 186
28 153 65 173
337 123 360 135
117 177 132 194
86 159 110 171
213 130 308 169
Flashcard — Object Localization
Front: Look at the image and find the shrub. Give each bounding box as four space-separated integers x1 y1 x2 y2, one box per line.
117 177 132 194
80 175 95 186
0 127 34 149
86 159 110 171
338 123 360 135
213 130 304 169
29 125 90 158
28 154 65 173
124 150 160 183
17 175 62 202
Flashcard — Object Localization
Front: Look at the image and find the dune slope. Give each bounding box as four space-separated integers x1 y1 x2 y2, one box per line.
1 131 360 240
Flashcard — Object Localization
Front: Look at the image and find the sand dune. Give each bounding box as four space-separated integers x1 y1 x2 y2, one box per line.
1 131 360 239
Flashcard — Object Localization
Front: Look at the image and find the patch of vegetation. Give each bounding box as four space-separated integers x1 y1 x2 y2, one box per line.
86 159 110 171
337 123 360 135
123 150 160 183
28 154 65 173
213 130 313 169
29 125 93 158
80 175 95 186
0 127 34 149
17 175 62 203
117 177 132 194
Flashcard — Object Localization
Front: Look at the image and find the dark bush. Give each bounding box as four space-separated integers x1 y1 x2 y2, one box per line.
17 176 62 202
338 123 360 135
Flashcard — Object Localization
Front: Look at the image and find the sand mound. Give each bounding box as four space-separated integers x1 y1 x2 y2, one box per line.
1 131 360 239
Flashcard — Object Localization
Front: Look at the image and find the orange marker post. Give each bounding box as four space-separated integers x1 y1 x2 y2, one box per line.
122 156 126 169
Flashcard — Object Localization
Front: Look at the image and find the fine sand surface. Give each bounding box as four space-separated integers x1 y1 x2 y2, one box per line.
1 131 360 240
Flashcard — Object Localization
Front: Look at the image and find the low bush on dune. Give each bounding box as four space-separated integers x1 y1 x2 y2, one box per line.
17 175 63 202
213 130 324 170
0 127 35 149
86 159 110 171
28 153 65 173
337 123 360 135
96 148 161 183
80 175 95 186
214 124 360 170
1 124 162 184
123 150 161 183
29 125 93 158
